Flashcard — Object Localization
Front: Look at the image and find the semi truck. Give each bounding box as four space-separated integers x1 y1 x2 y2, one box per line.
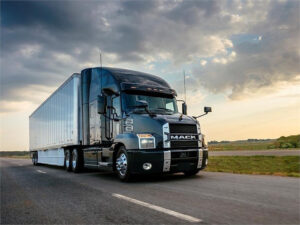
29 67 211 181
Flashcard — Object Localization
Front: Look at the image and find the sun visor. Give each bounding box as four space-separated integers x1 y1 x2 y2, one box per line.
120 82 177 97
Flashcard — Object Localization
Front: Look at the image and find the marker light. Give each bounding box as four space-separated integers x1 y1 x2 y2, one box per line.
137 134 153 138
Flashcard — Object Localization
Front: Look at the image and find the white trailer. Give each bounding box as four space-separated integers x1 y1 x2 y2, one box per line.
29 74 80 166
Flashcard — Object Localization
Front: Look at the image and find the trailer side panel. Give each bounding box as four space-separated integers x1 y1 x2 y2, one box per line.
29 74 80 151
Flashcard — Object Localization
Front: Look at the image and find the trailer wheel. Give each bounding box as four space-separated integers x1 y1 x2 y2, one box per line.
65 150 72 172
184 169 200 177
115 146 131 182
71 148 82 173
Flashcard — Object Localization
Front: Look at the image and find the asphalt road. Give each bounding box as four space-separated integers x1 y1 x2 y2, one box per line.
1 158 299 225
209 149 300 156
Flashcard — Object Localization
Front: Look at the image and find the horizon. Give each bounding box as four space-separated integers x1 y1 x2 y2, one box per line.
1 0 300 151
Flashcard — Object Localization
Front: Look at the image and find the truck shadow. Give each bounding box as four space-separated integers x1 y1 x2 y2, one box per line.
32 164 204 183
91 171 204 183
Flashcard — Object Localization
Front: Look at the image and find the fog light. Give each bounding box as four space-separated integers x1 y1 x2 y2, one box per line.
205 158 208 166
143 163 152 170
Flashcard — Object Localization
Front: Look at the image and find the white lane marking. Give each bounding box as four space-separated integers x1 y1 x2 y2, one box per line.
36 170 46 174
112 193 202 223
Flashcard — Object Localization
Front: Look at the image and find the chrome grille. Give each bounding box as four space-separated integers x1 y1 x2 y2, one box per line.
169 124 198 149
169 124 197 134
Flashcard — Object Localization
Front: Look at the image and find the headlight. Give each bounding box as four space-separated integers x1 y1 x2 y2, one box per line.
137 134 155 149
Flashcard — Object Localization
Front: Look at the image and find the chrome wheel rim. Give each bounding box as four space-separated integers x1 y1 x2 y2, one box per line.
66 152 70 168
72 150 77 169
116 153 127 177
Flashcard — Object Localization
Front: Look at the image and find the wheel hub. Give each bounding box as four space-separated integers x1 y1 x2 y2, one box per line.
66 152 70 168
72 151 77 169
116 153 127 176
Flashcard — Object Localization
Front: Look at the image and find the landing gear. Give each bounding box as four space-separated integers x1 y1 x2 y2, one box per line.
32 152 38 165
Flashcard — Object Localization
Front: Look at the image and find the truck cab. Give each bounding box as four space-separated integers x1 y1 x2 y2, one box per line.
80 67 209 181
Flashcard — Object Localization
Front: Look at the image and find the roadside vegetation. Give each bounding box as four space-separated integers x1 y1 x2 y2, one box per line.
0 151 30 158
205 156 300 177
208 134 300 151
270 135 300 149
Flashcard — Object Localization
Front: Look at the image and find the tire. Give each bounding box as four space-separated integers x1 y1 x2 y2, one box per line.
32 152 38 166
115 146 131 182
71 148 82 173
65 150 72 172
184 169 200 177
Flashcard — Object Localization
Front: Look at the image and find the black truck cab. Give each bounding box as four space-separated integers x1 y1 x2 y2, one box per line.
80 67 208 181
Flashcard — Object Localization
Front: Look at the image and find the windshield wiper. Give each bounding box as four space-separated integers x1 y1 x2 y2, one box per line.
152 108 174 114
131 108 156 117
155 107 174 112
132 108 146 113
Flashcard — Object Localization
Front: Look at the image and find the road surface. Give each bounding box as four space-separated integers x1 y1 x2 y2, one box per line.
209 149 300 156
1 158 299 224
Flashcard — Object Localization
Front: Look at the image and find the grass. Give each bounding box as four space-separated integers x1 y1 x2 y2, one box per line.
208 141 274 151
0 151 30 158
205 156 300 177
209 134 300 151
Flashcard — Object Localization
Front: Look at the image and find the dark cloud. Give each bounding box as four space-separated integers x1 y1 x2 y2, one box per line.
1 0 299 111
193 0 300 99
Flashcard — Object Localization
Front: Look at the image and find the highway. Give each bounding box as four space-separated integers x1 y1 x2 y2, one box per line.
1 158 299 225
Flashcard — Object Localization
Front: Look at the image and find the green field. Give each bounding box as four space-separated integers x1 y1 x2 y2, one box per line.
205 156 300 177
208 141 274 151
209 134 300 151
0 151 30 158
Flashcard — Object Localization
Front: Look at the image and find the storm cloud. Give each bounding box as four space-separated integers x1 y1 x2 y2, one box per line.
1 0 299 111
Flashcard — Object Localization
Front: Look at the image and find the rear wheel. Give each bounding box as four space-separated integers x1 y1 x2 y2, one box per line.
71 148 82 173
184 169 200 176
115 147 131 182
65 150 72 172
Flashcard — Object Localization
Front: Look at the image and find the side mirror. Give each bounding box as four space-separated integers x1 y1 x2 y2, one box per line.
182 102 187 115
204 107 212 113
193 106 212 119
97 95 106 114
102 87 119 96
136 100 148 108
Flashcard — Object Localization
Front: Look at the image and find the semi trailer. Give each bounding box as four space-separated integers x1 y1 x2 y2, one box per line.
29 67 211 181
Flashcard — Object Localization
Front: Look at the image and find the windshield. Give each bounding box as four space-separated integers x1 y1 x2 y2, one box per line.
122 93 178 114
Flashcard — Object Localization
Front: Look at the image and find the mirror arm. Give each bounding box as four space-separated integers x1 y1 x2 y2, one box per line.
193 112 208 119
176 99 186 104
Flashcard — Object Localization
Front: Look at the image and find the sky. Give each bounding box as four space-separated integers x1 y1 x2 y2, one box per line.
0 0 299 151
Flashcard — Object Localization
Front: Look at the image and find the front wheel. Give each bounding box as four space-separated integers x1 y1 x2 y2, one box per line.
115 147 131 182
184 169 200 176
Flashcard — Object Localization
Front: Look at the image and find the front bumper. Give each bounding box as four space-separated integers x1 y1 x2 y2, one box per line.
127 148 208 174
